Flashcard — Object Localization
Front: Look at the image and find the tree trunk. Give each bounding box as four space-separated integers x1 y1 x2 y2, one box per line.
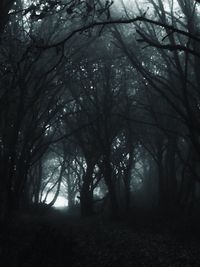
123 144 134 211
103 154 119 218
67 174 76 209
80 160 95 217
80 186 94 216
0 0 14 33
157 162 167 210
47 156 66 207
166 137 178 211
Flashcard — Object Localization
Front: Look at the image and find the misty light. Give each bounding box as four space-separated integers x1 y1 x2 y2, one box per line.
45 192 68 208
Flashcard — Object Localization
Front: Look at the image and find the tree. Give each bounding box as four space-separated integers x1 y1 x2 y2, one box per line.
111 0 200 213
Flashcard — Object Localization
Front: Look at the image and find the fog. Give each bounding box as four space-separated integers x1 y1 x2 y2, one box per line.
1 0 200 266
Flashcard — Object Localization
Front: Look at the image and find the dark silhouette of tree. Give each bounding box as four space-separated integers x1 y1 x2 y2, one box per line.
1 0 200 222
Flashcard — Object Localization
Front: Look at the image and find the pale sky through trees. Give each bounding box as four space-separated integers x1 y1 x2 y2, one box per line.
46 193 68 208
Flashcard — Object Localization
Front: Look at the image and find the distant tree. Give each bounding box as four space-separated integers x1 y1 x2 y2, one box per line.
59 37 139 216
0 0 15 33
109 0 200 214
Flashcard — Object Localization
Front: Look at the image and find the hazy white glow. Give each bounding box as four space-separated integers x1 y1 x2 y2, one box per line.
45 193 68 208
113 0 180 15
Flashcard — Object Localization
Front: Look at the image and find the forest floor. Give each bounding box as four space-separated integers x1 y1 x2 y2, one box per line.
1 209 200 267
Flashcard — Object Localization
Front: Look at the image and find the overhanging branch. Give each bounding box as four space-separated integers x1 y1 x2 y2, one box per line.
36 16 200 49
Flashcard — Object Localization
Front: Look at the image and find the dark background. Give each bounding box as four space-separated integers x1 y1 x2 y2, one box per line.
1 0 200 266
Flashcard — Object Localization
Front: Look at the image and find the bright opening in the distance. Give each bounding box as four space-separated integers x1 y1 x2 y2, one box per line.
53 196 68 208
45 192 68 208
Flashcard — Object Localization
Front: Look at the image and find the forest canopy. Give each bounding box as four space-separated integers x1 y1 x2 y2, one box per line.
1 0 200 221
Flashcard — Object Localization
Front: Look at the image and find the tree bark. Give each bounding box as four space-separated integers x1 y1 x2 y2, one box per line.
103 153 119 218
0 0 14 34
80 160 95 216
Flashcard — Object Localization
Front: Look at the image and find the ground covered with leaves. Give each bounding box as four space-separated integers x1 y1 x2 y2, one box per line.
1 210 200 266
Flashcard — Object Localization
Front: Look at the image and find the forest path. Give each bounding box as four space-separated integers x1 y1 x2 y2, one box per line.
1 212 200 266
